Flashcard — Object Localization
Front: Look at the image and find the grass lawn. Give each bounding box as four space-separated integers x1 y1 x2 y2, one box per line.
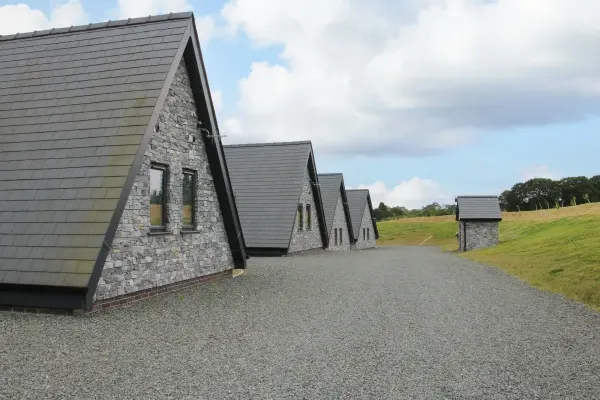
377 203 600 310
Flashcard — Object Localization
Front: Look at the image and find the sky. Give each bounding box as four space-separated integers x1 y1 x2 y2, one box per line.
1 0 599 209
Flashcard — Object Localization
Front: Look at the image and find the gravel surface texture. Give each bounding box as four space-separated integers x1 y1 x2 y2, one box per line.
1 246 599 399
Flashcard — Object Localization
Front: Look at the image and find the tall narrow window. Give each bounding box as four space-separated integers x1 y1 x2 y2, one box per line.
334 228 338 245
367 228 370 240
363 227 366 240
340 228 343 244
182 170 196 229
150 164 167 230
306 204 312 230
297 204 304 231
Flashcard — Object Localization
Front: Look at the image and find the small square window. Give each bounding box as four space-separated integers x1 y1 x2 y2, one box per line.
182 170 196 229
150 164 168 230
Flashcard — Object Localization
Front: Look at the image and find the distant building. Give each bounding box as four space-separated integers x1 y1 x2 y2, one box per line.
223 141 329 256
455 196 502 251
318 173 354 251
346 190 378 250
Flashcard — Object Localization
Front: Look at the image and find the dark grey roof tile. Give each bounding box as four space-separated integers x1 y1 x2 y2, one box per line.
0 14 192 288
456 196 501 220
223 142 313 249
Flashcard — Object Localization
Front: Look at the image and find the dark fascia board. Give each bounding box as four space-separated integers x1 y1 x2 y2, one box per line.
85 21 194 310
307 146 329 248
339 175 356 243
188 15 248 265
365 192 380 239
459 218 503 222
246 247 288 257
0 283 86 310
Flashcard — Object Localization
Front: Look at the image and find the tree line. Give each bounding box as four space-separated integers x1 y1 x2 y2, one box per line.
500 175 600 212
373 174 600 221
374 202 457 221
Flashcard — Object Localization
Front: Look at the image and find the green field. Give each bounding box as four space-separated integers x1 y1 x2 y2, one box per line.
377 203 600 310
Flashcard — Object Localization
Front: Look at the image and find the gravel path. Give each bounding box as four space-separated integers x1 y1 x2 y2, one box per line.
1 246 599 399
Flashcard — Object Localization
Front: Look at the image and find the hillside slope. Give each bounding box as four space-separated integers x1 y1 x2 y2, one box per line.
377 204 600 310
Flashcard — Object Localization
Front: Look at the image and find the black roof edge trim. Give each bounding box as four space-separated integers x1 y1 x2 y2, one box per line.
307 146 329 248
338 175 356 242
246 247 288 257
189 15 248 266
0 284 86 310
85 22 194 310
365 192 379 239
458 218 503 222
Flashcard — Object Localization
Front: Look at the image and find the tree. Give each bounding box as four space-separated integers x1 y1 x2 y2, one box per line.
590 175 600 197
559 176 599 205
521 178 561 210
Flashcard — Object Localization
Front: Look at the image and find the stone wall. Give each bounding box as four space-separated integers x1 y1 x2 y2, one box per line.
326 196 351 251
463 221 499 251
288 168 324 253
95 60 234 301
353 202 376 250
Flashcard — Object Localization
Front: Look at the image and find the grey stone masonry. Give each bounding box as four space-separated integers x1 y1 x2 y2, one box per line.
458 221 499 251
95 59 234 301
326 196 351 251
288 168 324 253
353 202 376 250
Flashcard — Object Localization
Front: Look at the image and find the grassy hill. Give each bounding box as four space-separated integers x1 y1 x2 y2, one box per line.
377 203 600 310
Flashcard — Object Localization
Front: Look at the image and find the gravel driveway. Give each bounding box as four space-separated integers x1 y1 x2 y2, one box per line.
1 246 599 399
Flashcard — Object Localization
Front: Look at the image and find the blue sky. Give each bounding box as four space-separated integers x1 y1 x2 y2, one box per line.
1 0 599 208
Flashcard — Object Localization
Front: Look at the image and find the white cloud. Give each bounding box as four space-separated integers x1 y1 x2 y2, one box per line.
116 0 193 19
195 15 216 46
0 1 89 35
221 0 600 156
520 165 558 181
211 89 223 115
356 178 453 209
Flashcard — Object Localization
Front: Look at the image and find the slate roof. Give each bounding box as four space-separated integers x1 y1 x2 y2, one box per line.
223 141 328 251
317 173 354 242
0 13 246 309
346 189 379 240
455 196 502 221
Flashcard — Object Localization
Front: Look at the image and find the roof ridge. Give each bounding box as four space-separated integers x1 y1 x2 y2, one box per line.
0 12 193 42
223 140 312 148
318 173 343 176
347 189 369 192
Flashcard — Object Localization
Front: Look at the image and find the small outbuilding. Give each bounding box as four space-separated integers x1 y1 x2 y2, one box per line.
346 189 378 250
223 141 329 256
455 195 502 252
0 13 247 313
317 173 354 251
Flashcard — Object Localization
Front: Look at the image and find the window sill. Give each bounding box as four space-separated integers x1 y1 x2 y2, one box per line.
148 231 172 237
180 230 201 235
